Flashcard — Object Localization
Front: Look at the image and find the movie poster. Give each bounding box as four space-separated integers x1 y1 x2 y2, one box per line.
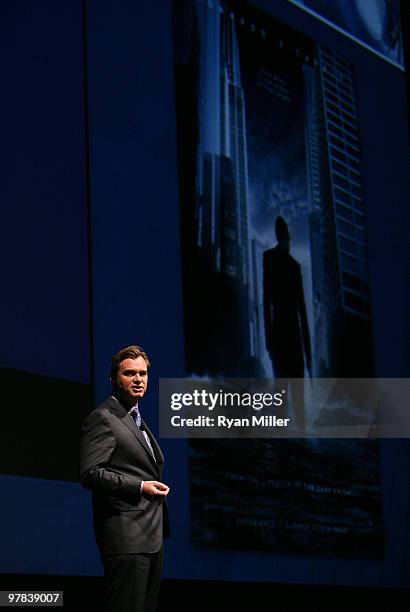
173 0 383 557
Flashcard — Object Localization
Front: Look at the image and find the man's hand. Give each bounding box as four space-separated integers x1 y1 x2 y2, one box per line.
306 357 313 378
142 481 170 497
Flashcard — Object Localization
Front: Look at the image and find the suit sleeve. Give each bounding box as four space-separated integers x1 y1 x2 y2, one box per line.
80 410 142 497
263 252 272 351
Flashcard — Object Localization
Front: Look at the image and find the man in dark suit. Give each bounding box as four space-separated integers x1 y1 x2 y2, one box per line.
80 345 170 612
263 216 312 429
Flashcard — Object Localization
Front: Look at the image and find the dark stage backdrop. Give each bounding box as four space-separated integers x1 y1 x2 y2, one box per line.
1 0 410 590
0 0 97 575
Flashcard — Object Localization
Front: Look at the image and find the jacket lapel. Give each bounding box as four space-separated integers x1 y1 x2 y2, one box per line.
108 396 160 467
141 419 164 467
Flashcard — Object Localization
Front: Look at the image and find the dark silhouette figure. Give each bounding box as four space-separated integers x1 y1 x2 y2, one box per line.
263 216 312 429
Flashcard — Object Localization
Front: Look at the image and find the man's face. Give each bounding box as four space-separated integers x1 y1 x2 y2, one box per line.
113 356 148 405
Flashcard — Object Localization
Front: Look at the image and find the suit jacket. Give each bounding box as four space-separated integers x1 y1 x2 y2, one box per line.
80 396 168 555
263 244 311 376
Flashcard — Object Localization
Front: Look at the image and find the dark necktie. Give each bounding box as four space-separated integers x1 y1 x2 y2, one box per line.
131 407 142 428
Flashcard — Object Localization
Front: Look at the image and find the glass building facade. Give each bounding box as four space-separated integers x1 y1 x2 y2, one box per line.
306 47 373 376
